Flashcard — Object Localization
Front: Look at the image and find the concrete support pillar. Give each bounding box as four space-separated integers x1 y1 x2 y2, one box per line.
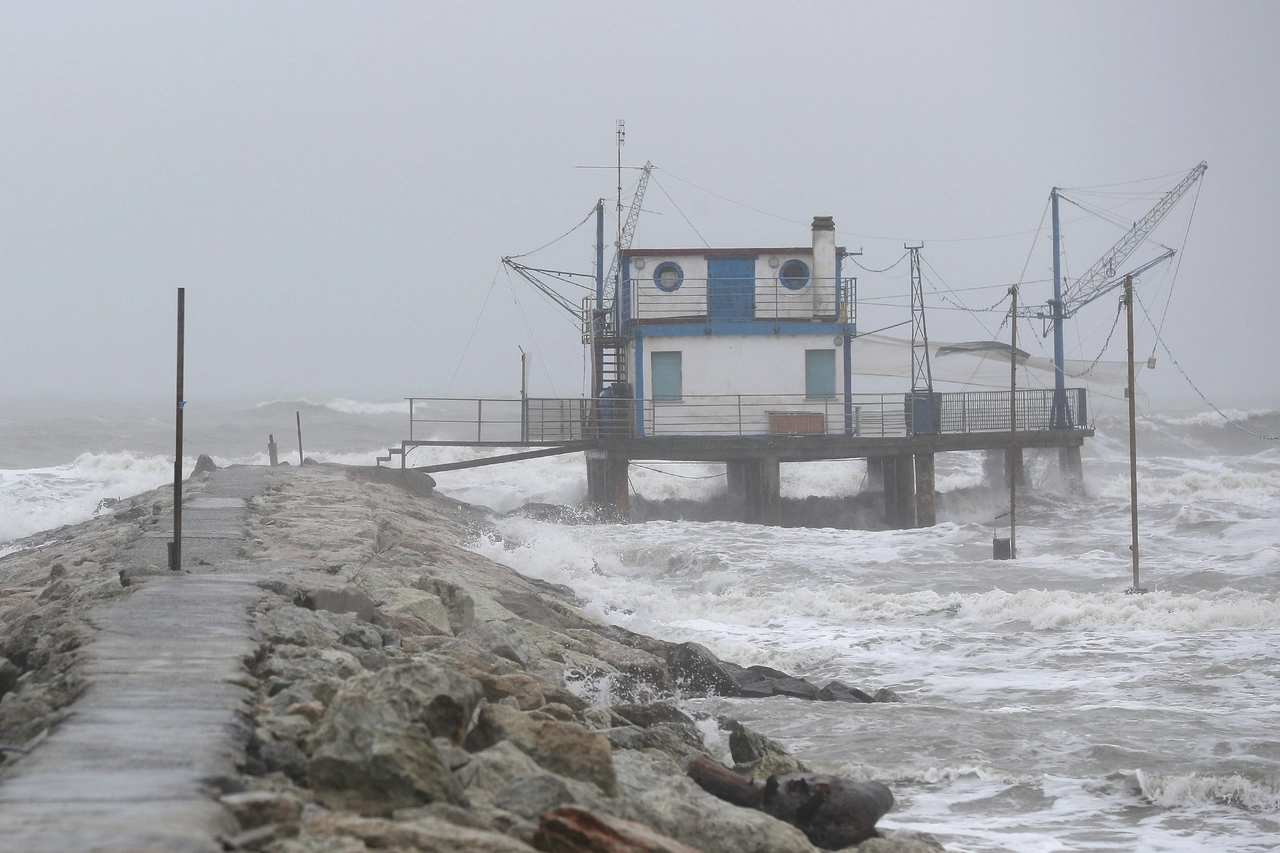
726 460 748 499
1007 447 1026 489
883 454 916 529
865 457 885 492
742 457 781 526
585 450 629 519
984 448 1025 489
914 453 936 528
1059 444 1084 494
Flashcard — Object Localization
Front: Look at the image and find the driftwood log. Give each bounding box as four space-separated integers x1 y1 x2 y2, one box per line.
686 755 894 849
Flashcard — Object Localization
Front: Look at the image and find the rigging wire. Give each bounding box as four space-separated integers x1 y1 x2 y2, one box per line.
444 264 503 396
506 205 598 260
1133 293 1278 441
851 253 908 274
650 174 711 248
920 254 997 339
632 463 725 480
1149 180 1203 360
1077 298 1125 378
503 265 560 397
1059 168 1191 192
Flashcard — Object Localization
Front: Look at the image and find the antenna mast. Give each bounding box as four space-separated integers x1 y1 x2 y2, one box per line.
616 119 625 275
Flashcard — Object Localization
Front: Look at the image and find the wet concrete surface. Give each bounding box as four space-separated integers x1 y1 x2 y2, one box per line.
0 466 271 852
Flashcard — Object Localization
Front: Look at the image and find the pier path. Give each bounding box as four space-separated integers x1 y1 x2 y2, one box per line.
0 466 270 853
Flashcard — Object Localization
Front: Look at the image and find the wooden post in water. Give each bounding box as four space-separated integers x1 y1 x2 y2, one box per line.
268 434 279 467
170 287 185 571
296 411 304 466
1124 275 1146 593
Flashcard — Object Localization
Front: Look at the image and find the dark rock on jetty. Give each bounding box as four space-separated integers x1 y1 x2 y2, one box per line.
0 465 936 853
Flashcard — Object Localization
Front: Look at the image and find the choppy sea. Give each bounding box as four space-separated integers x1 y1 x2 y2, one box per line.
3 396 1278 852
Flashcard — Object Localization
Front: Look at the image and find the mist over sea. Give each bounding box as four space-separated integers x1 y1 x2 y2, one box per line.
3 396 1278 852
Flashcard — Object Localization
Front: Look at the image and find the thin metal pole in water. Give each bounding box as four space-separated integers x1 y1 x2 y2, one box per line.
170 288 184 570
296 411 304 466
1008 285 1017 559
1124 275 1146 593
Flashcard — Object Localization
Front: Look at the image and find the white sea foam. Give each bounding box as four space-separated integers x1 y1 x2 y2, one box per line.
254 397 410 416
955 587 1280 631
1125 769 1280 812
1146 409 1279 428
0 451 187 543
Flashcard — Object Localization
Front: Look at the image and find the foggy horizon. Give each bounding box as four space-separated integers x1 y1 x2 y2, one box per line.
2 2 1276 414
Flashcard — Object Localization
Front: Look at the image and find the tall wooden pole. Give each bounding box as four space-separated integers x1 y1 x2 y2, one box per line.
1008 285 1017 559
171 288 184 571
1124 275 1145 593
296 411 304 466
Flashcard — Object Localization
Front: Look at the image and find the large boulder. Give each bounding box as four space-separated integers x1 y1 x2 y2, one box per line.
612 750 818 853
465 703 617 796
817 680 875 703
665 642 737 696
536 806 703 853
723 664 819 700
301 813 533 853
415 574 477 634
728 721 807 777
307 661 483 814
377 588 454 637
455 740 543 808
458 621 544 670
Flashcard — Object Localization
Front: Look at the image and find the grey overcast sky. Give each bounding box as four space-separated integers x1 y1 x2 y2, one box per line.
1 1 1275 409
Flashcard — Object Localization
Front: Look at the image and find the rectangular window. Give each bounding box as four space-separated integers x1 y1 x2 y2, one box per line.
805 349 836 399
651 351 683 401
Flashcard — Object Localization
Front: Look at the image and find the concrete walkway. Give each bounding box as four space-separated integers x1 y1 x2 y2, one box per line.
0 466 271 853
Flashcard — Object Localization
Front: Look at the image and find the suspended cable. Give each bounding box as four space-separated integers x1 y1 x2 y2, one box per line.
503 266 560 397
1060 168 1191 192
1077 298 1125 378
507 205 598 259
1149 180 1202 359
444 264 502 396
632 463 726 480
851 253 908 274
656 168 810 227
650 174 711 248
1133 293 1278 441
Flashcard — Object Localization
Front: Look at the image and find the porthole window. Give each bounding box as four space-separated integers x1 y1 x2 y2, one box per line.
779 259 810 290
653 261 684 293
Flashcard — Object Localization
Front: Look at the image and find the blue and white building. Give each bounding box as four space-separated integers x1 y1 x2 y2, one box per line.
612 216 859 437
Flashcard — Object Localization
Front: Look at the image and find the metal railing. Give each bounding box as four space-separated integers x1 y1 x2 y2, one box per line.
407 388 1087 445
623 275 856 325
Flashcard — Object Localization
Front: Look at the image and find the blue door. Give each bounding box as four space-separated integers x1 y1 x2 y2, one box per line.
707 256 756 322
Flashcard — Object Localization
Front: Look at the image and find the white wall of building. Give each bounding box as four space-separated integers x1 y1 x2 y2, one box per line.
637 333 849 435
626 249 838 322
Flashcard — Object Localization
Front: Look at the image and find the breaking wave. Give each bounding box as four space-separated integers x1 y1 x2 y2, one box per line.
1121 769 1280 812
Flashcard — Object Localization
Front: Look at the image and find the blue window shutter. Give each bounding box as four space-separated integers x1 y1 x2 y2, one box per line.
805 350 835 399
652 352 682 401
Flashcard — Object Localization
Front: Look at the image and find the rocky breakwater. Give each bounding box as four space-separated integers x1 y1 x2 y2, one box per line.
2 464 944 853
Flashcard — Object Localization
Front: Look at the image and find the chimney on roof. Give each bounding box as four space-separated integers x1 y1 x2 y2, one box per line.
811 217 836 319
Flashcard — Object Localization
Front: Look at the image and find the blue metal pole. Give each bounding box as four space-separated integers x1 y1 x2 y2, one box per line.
1051 189 1069 427
839 252 853 435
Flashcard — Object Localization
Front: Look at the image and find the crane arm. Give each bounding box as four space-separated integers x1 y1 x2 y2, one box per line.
1061 161 1206 313
604 161 654 301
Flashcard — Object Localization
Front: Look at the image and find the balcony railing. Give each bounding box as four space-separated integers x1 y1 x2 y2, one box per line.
406 388 1087 445
619 276 856 326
